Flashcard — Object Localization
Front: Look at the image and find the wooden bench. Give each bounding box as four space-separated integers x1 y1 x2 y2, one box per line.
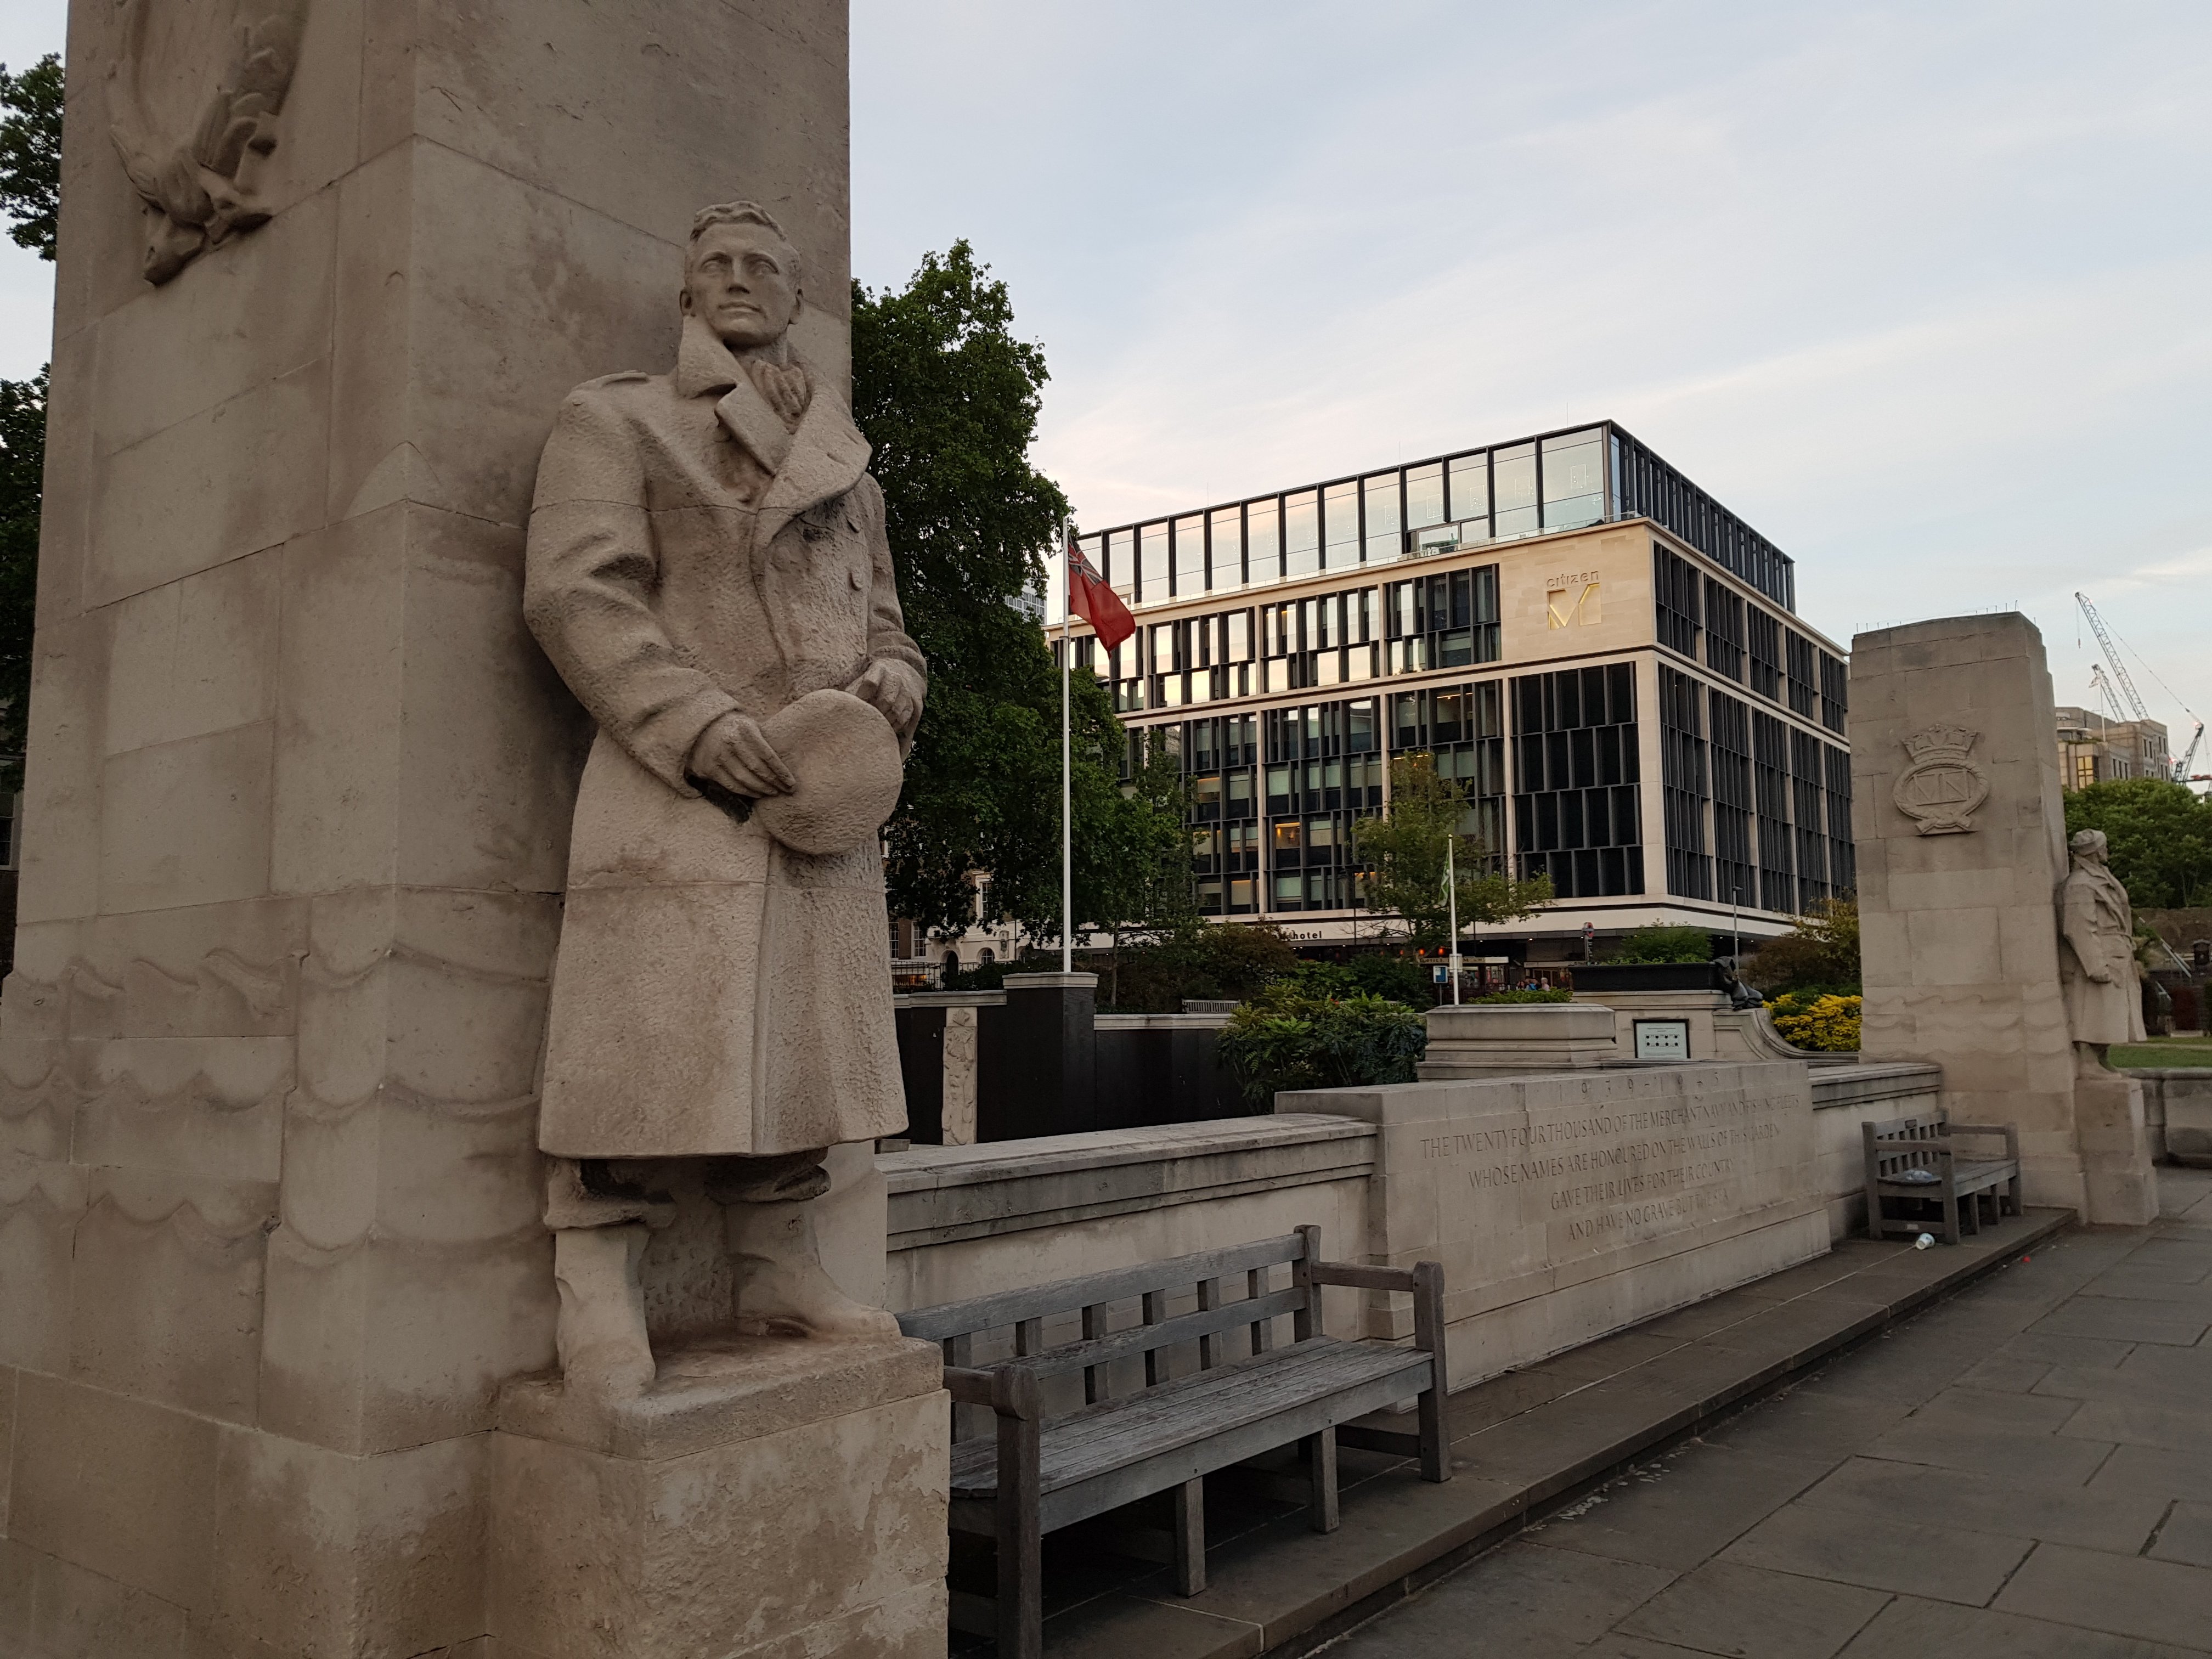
896 1226 1449 1659
1863 1111 2022 1245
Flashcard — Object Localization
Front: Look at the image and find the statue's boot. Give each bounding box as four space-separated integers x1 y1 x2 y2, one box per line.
726 1200 901 1341
552 1223 657 1400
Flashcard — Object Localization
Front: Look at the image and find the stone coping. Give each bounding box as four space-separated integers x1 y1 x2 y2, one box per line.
2122 1067 2212 1080
881 1115 1376 1251
1018 1206 2075 1658
1094 1013 1235 1031
879 1114 1375 1194
1807 1060 1943 1110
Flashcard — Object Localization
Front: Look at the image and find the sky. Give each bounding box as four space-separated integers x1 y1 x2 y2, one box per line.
3 1 2207 761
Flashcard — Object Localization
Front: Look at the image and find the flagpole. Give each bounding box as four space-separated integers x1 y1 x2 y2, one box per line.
1060 523 1073 975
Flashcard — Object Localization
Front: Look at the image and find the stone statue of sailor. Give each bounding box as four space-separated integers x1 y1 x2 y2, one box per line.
523 201 926 1398
2058 827 2145 1066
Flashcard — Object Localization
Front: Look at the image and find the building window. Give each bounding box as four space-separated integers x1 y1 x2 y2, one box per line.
1752 710 1796 913
1447 452 1489 543
1747 610 1782 701
1493 443 1538 539
1406 462 1444 533
1710 689 1756 909
1174 514 1205 596
1385 564 1500 673
1541 428 1605 530
1791 727 1829 908
1658 666 1712 900
1284 490 1319 577
1703 578 1745 682
1824 743 1855 894
1363 472 1402 565
1511 663 1644 898
1322 481 1359 569
1818 650 1847 735
1655 546 1701 658
1139 521 1170 605
1785 630 1818 719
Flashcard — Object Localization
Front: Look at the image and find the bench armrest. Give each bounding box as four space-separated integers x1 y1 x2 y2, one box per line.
1310 1260 1421 1293
1312 1259 1448 1361
944 1363 1041 1420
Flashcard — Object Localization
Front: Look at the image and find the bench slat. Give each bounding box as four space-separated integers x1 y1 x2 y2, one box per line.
1007 1286 1307 1383
949 1337 1431 1499
896 1233 1307 1342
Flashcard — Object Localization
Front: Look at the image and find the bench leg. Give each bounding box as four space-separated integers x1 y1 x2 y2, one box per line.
1306 1429 1340 1533
1942 1193 1962 1246
1172 1477 1206 1596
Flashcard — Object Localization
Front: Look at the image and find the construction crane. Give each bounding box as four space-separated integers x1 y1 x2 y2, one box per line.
2076 591 2204 785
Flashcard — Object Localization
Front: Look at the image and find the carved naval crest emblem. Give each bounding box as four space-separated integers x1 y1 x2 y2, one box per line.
1893 725 1988 835
104 0 311 285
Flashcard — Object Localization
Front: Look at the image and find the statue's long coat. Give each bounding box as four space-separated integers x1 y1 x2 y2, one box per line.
2059 859 2145 1047
524 318 926 1158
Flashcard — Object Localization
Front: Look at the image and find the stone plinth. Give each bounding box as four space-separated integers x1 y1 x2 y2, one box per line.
1850 614 2154 1221
981 972 1097 1140
0 2 930 1655
1418 1002 1618 1078
494 1336 945 1659
1283 1063 1826 1389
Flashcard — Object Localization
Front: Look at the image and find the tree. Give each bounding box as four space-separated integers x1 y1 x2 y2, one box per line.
1740 897 1860 992
0 55 60 792
1351 752 1552 950
851 242 1160 941
0 54 61 263
2064 778 2212 910
1612 924 1717 965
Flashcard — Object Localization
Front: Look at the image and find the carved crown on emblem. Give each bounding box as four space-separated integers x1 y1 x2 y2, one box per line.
1893 724 1989 836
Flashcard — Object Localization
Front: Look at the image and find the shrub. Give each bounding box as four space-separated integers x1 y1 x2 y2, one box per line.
1742 898 1860 994
1286 952 1434 1006
1103 923 1302 1012
1469 988 1573 1005
1217 984 1428 1107
1611 924 1715 964
1767 991 1861 1052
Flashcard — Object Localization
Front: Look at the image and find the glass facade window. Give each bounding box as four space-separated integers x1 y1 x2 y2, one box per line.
1322 481 1359 569
1703 578 1745 682
1710 688 1755 907
1512 663 1643 898
1284 491 1319 577
1791 726 1829 909
1248 498 1281 584
1541 429 1605 530
1363 472 1402 564
1817 648 1847 734
1493 443 1538 539
1447 452 1489 536
1385 564 1500 672
1747 610 1782 701
1611 426 1793 610
1107 528 1135 601
1406 462 1445 531
1654 546 1701 658
1139 521 1170 604
1226 609 1252 663
1752 710 1795 913
1825 744 1855 894
1785 630 1818 719
1209 507 1243 589
1174 514 1205 596
1658 665 1712 900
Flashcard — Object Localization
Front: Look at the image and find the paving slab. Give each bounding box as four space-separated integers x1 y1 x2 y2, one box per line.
2026 1296 2212 1345
1993 1541 2212 1650
1794 1455 2168 1553
1719 1502 2034 1605
1834 1594 2205 1659
1612 1558 1889 1659
1319 1542 1672 1659
2087 1444 2212 1506
2152 1502 2212 1568
1532 1444 1832 1572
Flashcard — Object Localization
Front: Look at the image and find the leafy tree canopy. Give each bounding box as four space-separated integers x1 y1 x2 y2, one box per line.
0 368 42 779
0 54 62 262
1351 752 1552 950
1741 896 1860 994
853 242 1171 940
1610 923 1716 965
2064 778 2212 910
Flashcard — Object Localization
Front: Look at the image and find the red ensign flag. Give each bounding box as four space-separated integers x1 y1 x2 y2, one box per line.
1065 529 1136 651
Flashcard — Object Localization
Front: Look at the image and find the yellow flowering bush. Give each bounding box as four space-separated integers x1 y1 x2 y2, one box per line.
1767 992 1862 1053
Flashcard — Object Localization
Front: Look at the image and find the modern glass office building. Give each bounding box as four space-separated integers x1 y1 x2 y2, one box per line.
1049 420 1852 957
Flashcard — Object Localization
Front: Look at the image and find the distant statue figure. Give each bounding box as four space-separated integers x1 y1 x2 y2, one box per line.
2058 828 2144 1065
523 202 927 1400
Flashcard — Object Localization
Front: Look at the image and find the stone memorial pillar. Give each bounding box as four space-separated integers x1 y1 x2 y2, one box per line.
0 3 945 1655
1850 614 2157 1223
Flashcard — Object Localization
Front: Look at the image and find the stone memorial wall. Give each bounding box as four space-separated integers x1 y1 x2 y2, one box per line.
1282 1063 1825 1389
